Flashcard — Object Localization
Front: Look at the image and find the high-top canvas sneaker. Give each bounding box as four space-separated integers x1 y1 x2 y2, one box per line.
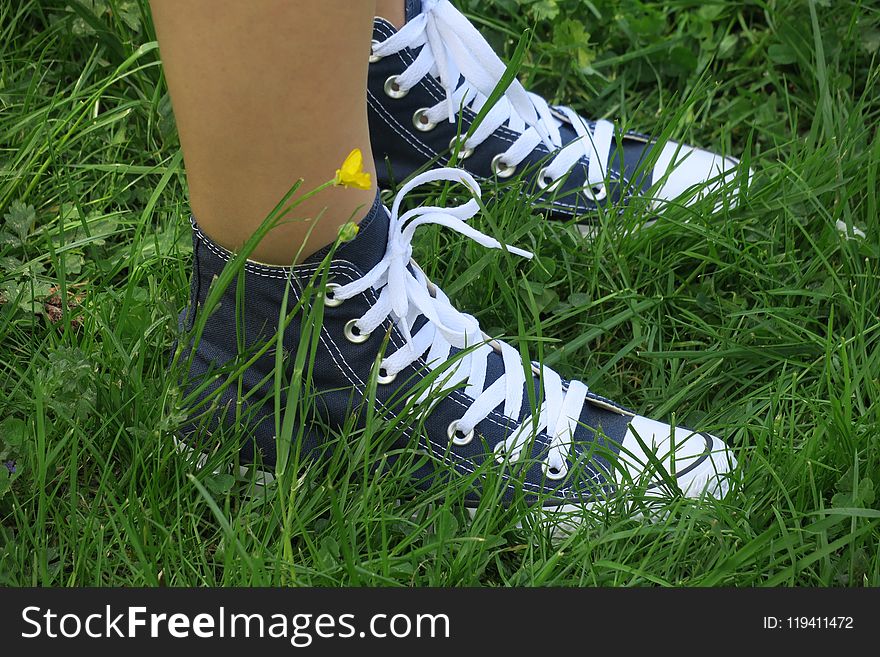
176 169 736 524
369 0 748 221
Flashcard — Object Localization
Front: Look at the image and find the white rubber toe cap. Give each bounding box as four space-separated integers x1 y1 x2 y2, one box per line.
616 415 736 499
651 141 747 208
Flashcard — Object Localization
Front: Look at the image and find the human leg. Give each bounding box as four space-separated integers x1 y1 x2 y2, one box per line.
150 0 378 264
156 2 736 525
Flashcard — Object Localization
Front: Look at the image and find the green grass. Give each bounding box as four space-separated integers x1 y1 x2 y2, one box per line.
1 0 878 586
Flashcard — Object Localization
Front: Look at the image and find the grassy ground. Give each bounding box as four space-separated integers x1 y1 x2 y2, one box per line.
1 0 878 586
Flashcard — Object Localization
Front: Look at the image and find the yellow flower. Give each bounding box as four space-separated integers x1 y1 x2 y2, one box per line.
337 221 360 242
335 148 372 190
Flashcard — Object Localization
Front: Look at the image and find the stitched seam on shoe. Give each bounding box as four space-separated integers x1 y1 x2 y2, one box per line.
369 26 593 214
191 237 544 491
368 90 439 161
376 19 628 186
192 220 364 281
376 21 554 150
369 90 594 216
192 226 599 494
289 264 564 494
312 272 596 495
372 20 630 205
301 265 601 495
367 77 586 218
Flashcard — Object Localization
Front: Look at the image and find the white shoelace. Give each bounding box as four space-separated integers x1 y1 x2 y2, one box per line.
372 0 615 192
332 168 589 478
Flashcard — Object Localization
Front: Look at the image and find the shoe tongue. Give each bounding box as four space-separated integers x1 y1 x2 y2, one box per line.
304 192 389 274
404 0 424 22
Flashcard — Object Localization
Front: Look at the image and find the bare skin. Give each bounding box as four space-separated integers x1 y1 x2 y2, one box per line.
149 1 378 264
376 0 406 27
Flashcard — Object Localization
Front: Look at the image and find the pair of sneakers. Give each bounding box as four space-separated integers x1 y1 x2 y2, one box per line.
175 0 745 526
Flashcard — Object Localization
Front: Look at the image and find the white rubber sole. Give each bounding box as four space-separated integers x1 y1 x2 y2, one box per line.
175 434 734 538
174 437 276 487
466 443 735 535
575 217 658 239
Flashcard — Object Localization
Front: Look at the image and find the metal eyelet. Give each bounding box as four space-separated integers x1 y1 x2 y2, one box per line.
323 282 343 308
447 421 474 446
537 167 561 192
543 461 568 480
383 75 408 99
493 442 508 465
589 182 607 202
412 108 436 132
490 154 516 178
449 136 474 160
377 367 397 385
343 319 371 344
369 39 382 63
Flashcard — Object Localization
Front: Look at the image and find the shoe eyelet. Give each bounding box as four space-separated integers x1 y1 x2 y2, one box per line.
449 136 474 160
493 442 508 464
323 282 343 308
491 154 516 178
379 188 395 205
537 167 561 192
412 108 436 132
447 421 474 446
543 461 568 480
369 39 382 63
589 182 607 202
343 319 371 344
377 367 397 385
384 75 408 99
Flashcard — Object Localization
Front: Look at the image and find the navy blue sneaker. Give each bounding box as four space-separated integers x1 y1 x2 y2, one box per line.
176 168 736 523
369 0 748 222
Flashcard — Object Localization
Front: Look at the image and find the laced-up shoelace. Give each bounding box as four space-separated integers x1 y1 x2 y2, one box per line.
332 168 589 479
372 0 615 195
